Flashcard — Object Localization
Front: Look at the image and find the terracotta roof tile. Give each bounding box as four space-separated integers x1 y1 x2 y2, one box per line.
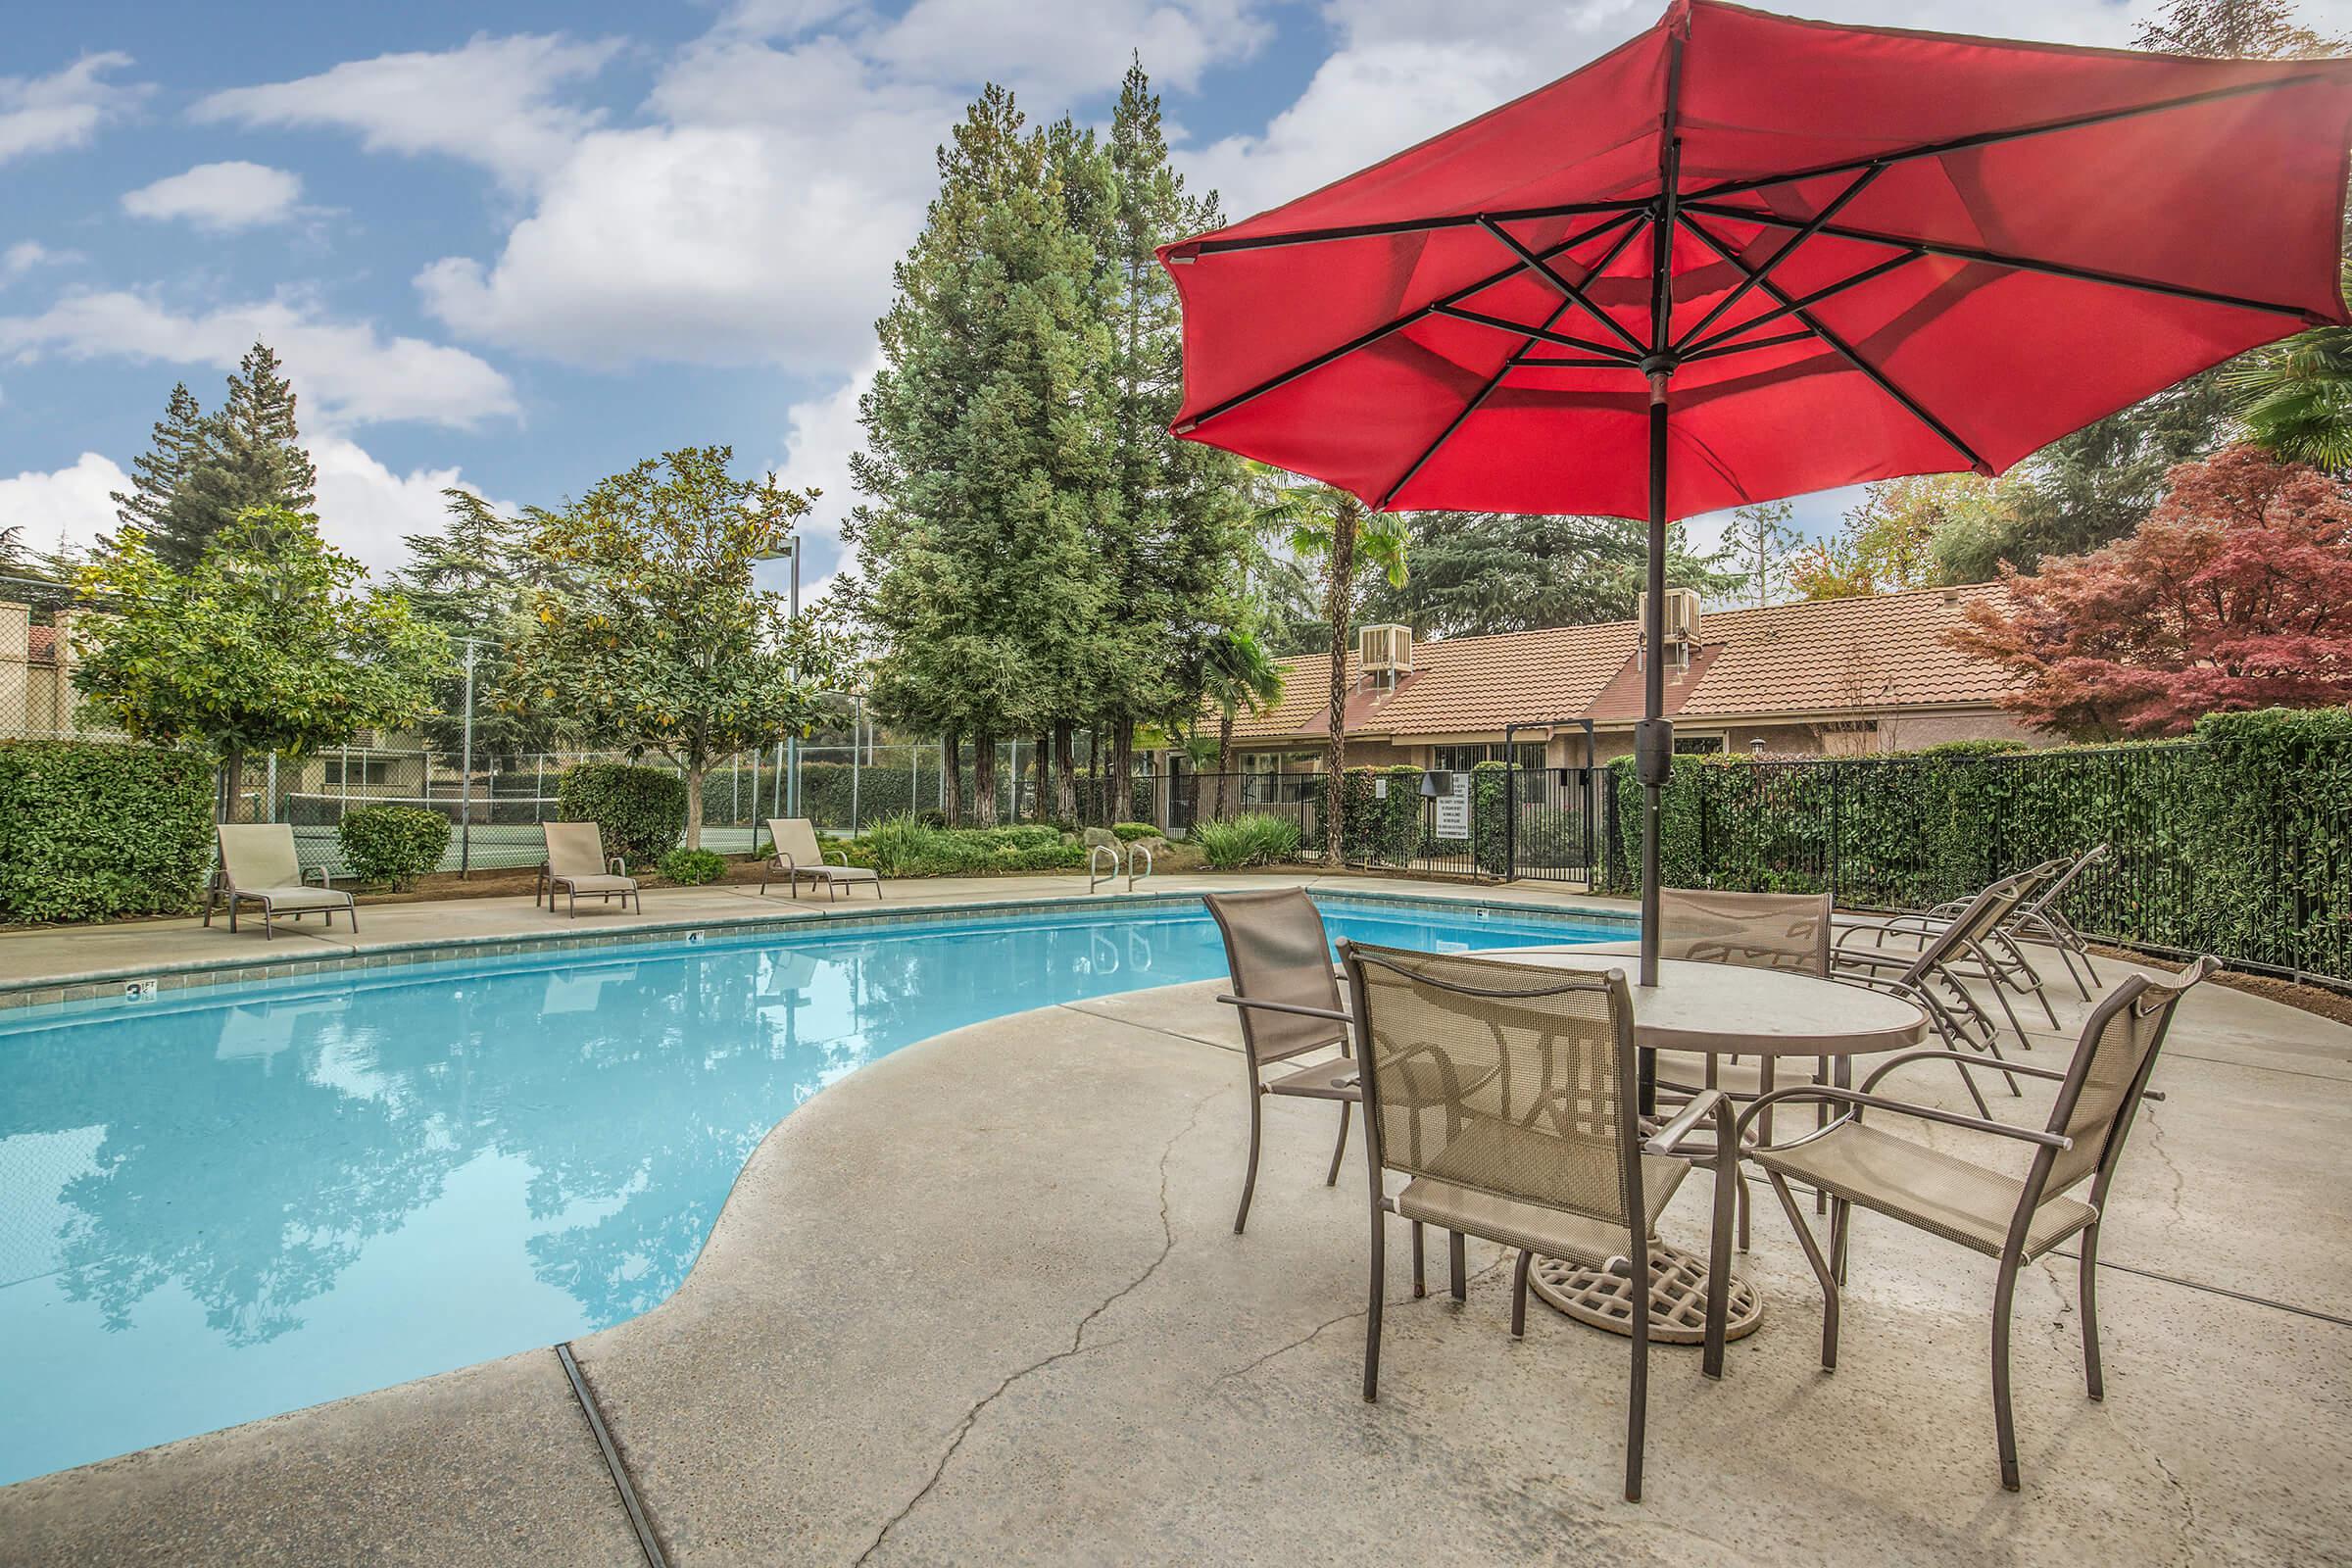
1229 584 2016 741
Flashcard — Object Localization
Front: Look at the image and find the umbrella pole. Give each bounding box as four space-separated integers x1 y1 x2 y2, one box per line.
1637 374 1669 1116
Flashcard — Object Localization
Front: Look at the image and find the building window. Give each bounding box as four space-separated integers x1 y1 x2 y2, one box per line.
1429 742 1545 772
1672 733 1727 756
322 755 393 787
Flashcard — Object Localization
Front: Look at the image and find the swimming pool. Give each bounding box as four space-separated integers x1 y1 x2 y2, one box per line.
0 894 1627 1484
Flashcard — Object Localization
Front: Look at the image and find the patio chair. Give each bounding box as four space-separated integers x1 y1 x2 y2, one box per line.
1840 857 2074 1029
1712 954 2217 1490
1868 846 2111 1001
1204 889 1362 1235
204 823 358 940
536 821 642 916
1341 943 1734 1502
759 817 881 901
1829 872 2038 1118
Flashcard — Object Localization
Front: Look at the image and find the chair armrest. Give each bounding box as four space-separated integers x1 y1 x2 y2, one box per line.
826 849 849 866
1830 947 1919 971
609 856 628 877
1213 994 1353 1026
1645 1088 1729 1156
304 865 333 888
1737 1084 2071 1151
1859 1048 2068 1094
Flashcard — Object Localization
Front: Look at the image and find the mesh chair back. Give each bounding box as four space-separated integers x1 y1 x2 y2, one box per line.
2039 956 2216 1196
544 821 612 880
1203 890 1345 1066
1656 889 1829 976
1905 872 2033 982
218 824 301 891
1344 945 1641 1228
2025 844 2107 916
768 817 823 866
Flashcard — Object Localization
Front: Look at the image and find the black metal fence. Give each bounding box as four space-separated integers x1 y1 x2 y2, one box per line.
1596 739 2352 985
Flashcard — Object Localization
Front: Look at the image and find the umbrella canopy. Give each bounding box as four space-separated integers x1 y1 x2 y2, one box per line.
1162 0 2352 1103
1162 0 2352 519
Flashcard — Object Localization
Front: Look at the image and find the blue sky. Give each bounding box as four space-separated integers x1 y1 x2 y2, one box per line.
5 0 2345 596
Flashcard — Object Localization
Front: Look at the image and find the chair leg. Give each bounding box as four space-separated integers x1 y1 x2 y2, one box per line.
1511 1250 1532 1340
1326 1100 1350 1187
1411 1221 1426 1299
1363 1206 1386 1402
1234 1088 1263 1235
1999 932 2062 1031
1993 1253 2023 1491
2080 1223 2105 1401
1830 1198 1851 1288
1625 1238 1649 1504
1448 1230 1466 1302
1703 1140 1739 1380
1736 1165 1751 1252
1765 1173 1840 1370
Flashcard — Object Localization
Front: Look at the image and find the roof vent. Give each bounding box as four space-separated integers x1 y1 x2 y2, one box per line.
1357 623 1413 686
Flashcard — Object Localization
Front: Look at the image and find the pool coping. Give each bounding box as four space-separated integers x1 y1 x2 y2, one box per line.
0 880 1635 1020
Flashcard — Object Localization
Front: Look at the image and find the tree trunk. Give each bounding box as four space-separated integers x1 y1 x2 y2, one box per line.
971 731 999 827
1111 715 1136 826
1054 722 1078 823
220 750 243 823
942 732 963 827
1032 734 1051 822
1324 503 1359 864
1215 710 1236 820
683 765 705 851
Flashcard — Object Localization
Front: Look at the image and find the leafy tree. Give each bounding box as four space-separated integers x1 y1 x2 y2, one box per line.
1791 476 1981 600
156 344 320 571
1726 501 1797 607
1950 446 2352 737
2229 265 2352 474
2134 0 2340 57
846 85 1114 827
1250 471 1407 862
107 382 206 548
74 510 452 818
1198 627 1285 818
1357 512 1738 637
396 489 560 760
500 447 828 851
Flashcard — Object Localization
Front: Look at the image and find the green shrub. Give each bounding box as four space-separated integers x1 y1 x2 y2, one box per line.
335 805 452 890
1193 813 1302 868
658 847 728 885
0 741 216 922
840 812 1088 877
557 762 686 866
1321 765 1421 864
1111 821 1156 842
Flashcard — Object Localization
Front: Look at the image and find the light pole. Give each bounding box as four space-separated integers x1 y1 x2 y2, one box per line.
752 537 803 819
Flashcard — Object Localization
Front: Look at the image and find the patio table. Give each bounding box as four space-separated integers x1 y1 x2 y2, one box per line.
1475 948 1929 1345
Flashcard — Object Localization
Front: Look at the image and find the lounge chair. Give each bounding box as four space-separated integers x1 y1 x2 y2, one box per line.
1840 857 2073 1030
1341 943 1734 1502
1204 889 1360 1234
1859 846 2111 1001
1715 954 2217 1490
204 824 358 940
758 817 880 901
536 821 642 916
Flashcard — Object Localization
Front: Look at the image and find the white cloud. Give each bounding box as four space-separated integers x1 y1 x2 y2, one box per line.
0 451 126 560
0 441 486 578
0 53 148 166
866 0 1269 97
192 33 622 190
0 289 518 431
1 242 78 286
769 361 875 599
122 161 305 231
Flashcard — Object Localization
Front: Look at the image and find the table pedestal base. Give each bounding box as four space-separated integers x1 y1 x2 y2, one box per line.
1529 1246 1762 1346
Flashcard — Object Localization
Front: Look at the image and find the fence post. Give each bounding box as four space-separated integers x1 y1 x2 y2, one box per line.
1828 761 1840 907
458 640 476 876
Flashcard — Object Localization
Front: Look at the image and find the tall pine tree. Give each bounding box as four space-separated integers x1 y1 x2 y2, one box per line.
107 382 207 552
158 342 319 570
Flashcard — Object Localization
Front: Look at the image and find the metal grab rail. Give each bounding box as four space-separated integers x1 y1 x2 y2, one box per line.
1089 840 1153 892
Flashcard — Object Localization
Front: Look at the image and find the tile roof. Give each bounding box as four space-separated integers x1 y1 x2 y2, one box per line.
25 625 55 662
1229 583 2017 741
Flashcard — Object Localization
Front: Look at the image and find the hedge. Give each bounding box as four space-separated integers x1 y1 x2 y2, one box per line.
0 741 216 922
336 805 453 890
836 814 1087 877
1598 708 2352 981
557 762 687 867
1321 765 1423 865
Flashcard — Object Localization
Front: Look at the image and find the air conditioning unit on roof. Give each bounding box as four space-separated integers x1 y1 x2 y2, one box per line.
1358 622 1413 684
1636 589 1703 670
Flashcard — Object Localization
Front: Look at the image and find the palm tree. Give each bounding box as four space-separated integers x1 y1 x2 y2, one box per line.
2228 279 2352 474
1249 466 1408 862
1200 628 1285 819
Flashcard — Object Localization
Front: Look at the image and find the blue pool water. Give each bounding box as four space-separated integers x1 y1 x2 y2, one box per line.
0 895 1625 1484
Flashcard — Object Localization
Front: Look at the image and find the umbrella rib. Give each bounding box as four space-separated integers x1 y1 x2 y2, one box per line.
1680 202 2316 318
1683 250 1930 359
1377 302 1573 510
1434 306 1643 363
1175 199 1651 258
1669 165 1884 355
1677 328 1819 366
1680 212 1986 470
1682 71 2343 206
1475 217 1648 354
1175 210 1642 433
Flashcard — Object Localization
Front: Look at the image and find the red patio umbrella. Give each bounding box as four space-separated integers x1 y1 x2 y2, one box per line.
1163 0 2352 1103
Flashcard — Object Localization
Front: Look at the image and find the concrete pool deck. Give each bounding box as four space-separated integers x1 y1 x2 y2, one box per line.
2 886 2347 1564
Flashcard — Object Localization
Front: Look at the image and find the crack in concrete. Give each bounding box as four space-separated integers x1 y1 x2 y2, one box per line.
850 1086 1220 1566
1219 1250 1514 1384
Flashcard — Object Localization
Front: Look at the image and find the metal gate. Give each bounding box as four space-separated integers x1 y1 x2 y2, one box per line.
1505 764 1597 885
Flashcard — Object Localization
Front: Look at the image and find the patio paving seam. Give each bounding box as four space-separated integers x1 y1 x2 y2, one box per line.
556 1343 668 1568
2040 1250 2352 1330
1053 999 1241 1054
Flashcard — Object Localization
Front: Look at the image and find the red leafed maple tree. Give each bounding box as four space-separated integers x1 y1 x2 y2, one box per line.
1951 445 2352 739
